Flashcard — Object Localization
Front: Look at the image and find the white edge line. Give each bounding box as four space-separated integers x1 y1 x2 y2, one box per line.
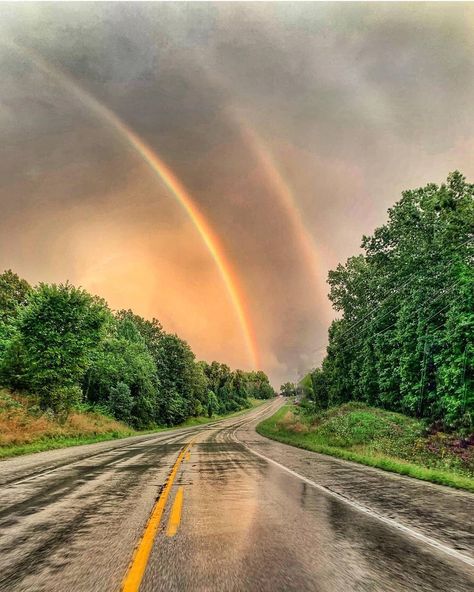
231 423 474 570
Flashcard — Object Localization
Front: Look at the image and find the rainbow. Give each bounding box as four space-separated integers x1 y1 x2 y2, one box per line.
190 55 328 308
237 119 329 310
8 42 259 368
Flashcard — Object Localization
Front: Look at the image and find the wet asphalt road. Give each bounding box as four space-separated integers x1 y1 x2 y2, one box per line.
0 398 473 592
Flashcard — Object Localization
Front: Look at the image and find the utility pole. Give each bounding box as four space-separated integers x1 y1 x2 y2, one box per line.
461 343 468 415
418 335 430 418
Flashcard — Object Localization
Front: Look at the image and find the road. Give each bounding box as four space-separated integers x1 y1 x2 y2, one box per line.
0 398 473 591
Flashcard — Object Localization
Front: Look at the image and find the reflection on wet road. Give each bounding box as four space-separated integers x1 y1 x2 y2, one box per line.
0 399 473 591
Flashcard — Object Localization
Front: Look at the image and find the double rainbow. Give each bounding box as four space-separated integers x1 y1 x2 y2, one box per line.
9 42 259 369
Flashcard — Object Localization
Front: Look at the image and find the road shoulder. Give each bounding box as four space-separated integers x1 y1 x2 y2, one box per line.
236 408 474 562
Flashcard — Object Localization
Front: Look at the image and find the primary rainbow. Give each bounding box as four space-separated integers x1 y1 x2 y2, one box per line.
9 42 259 369
192 53 328 310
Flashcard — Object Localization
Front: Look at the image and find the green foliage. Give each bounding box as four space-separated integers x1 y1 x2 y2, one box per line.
298 374 314 398
0 270 31 323
202 361 238 413
312 405 421 448
0 274 274 428
45 385 83 419
258 404 474 491
83 312 157 428
280 382 297 397
0 270 31 364
201 363 272 416
309 369 327 409
1 283 108 414
108 382 134 424
154 333 200 425
312 172 473 427
207 390 219 417
246 370 275 400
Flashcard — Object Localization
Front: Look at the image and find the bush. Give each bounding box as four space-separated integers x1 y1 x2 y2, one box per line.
45 385 83 420
108 382 134 423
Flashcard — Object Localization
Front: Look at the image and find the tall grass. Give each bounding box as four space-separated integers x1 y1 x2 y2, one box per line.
0 390 266 459
257 404 474 492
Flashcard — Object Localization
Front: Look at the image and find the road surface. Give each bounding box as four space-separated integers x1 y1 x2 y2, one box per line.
0 398 473 591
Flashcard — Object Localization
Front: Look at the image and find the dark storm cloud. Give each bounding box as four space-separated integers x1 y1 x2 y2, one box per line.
1 3 473 385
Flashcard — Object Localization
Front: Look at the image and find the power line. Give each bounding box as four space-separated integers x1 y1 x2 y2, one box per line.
308 236 472 371
340 292 465 353
335 281 463 352
309 282 461 359
418 334 430 417
462 344 469 415
318 235 473 350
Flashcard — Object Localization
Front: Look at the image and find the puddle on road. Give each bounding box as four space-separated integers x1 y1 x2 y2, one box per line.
161 438 474 592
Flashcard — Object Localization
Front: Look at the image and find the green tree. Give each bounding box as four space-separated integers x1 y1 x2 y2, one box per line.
247 370 274 399
0 273 271 428
154 333 199 425
83 312 157 427
207 390 219 417
0 270 31 323
315 172 473 426
0 270 31 363
2 283 108 414
280 382 296 397
108 382 134 424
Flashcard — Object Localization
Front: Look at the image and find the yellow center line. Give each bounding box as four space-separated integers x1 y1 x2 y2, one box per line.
166 486 184 537
185 450 191 461
121 438 196 592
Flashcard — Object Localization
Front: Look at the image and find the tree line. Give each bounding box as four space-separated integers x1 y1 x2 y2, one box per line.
0 272 274 427
308 172 473 428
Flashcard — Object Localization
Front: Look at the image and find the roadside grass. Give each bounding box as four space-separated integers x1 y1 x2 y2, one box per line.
0 389 133 459
0 432 135 459
0 390 267 460
257 403 474 493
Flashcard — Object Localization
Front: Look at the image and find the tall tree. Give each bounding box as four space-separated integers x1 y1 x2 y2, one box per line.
2 283 109 414
312 172 473 427
83 312 158 427
0 270 31 363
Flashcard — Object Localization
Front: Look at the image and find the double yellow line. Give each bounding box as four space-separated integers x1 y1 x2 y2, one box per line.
121 439 194 592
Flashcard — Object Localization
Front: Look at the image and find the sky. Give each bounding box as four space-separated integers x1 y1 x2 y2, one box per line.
0 2 473 386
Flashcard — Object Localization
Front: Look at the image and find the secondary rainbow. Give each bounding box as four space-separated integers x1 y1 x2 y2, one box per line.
237 120 329 312
8 42 259 368
192 55 328 310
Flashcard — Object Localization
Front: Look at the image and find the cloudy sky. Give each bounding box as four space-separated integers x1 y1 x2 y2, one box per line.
0 2 473 385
